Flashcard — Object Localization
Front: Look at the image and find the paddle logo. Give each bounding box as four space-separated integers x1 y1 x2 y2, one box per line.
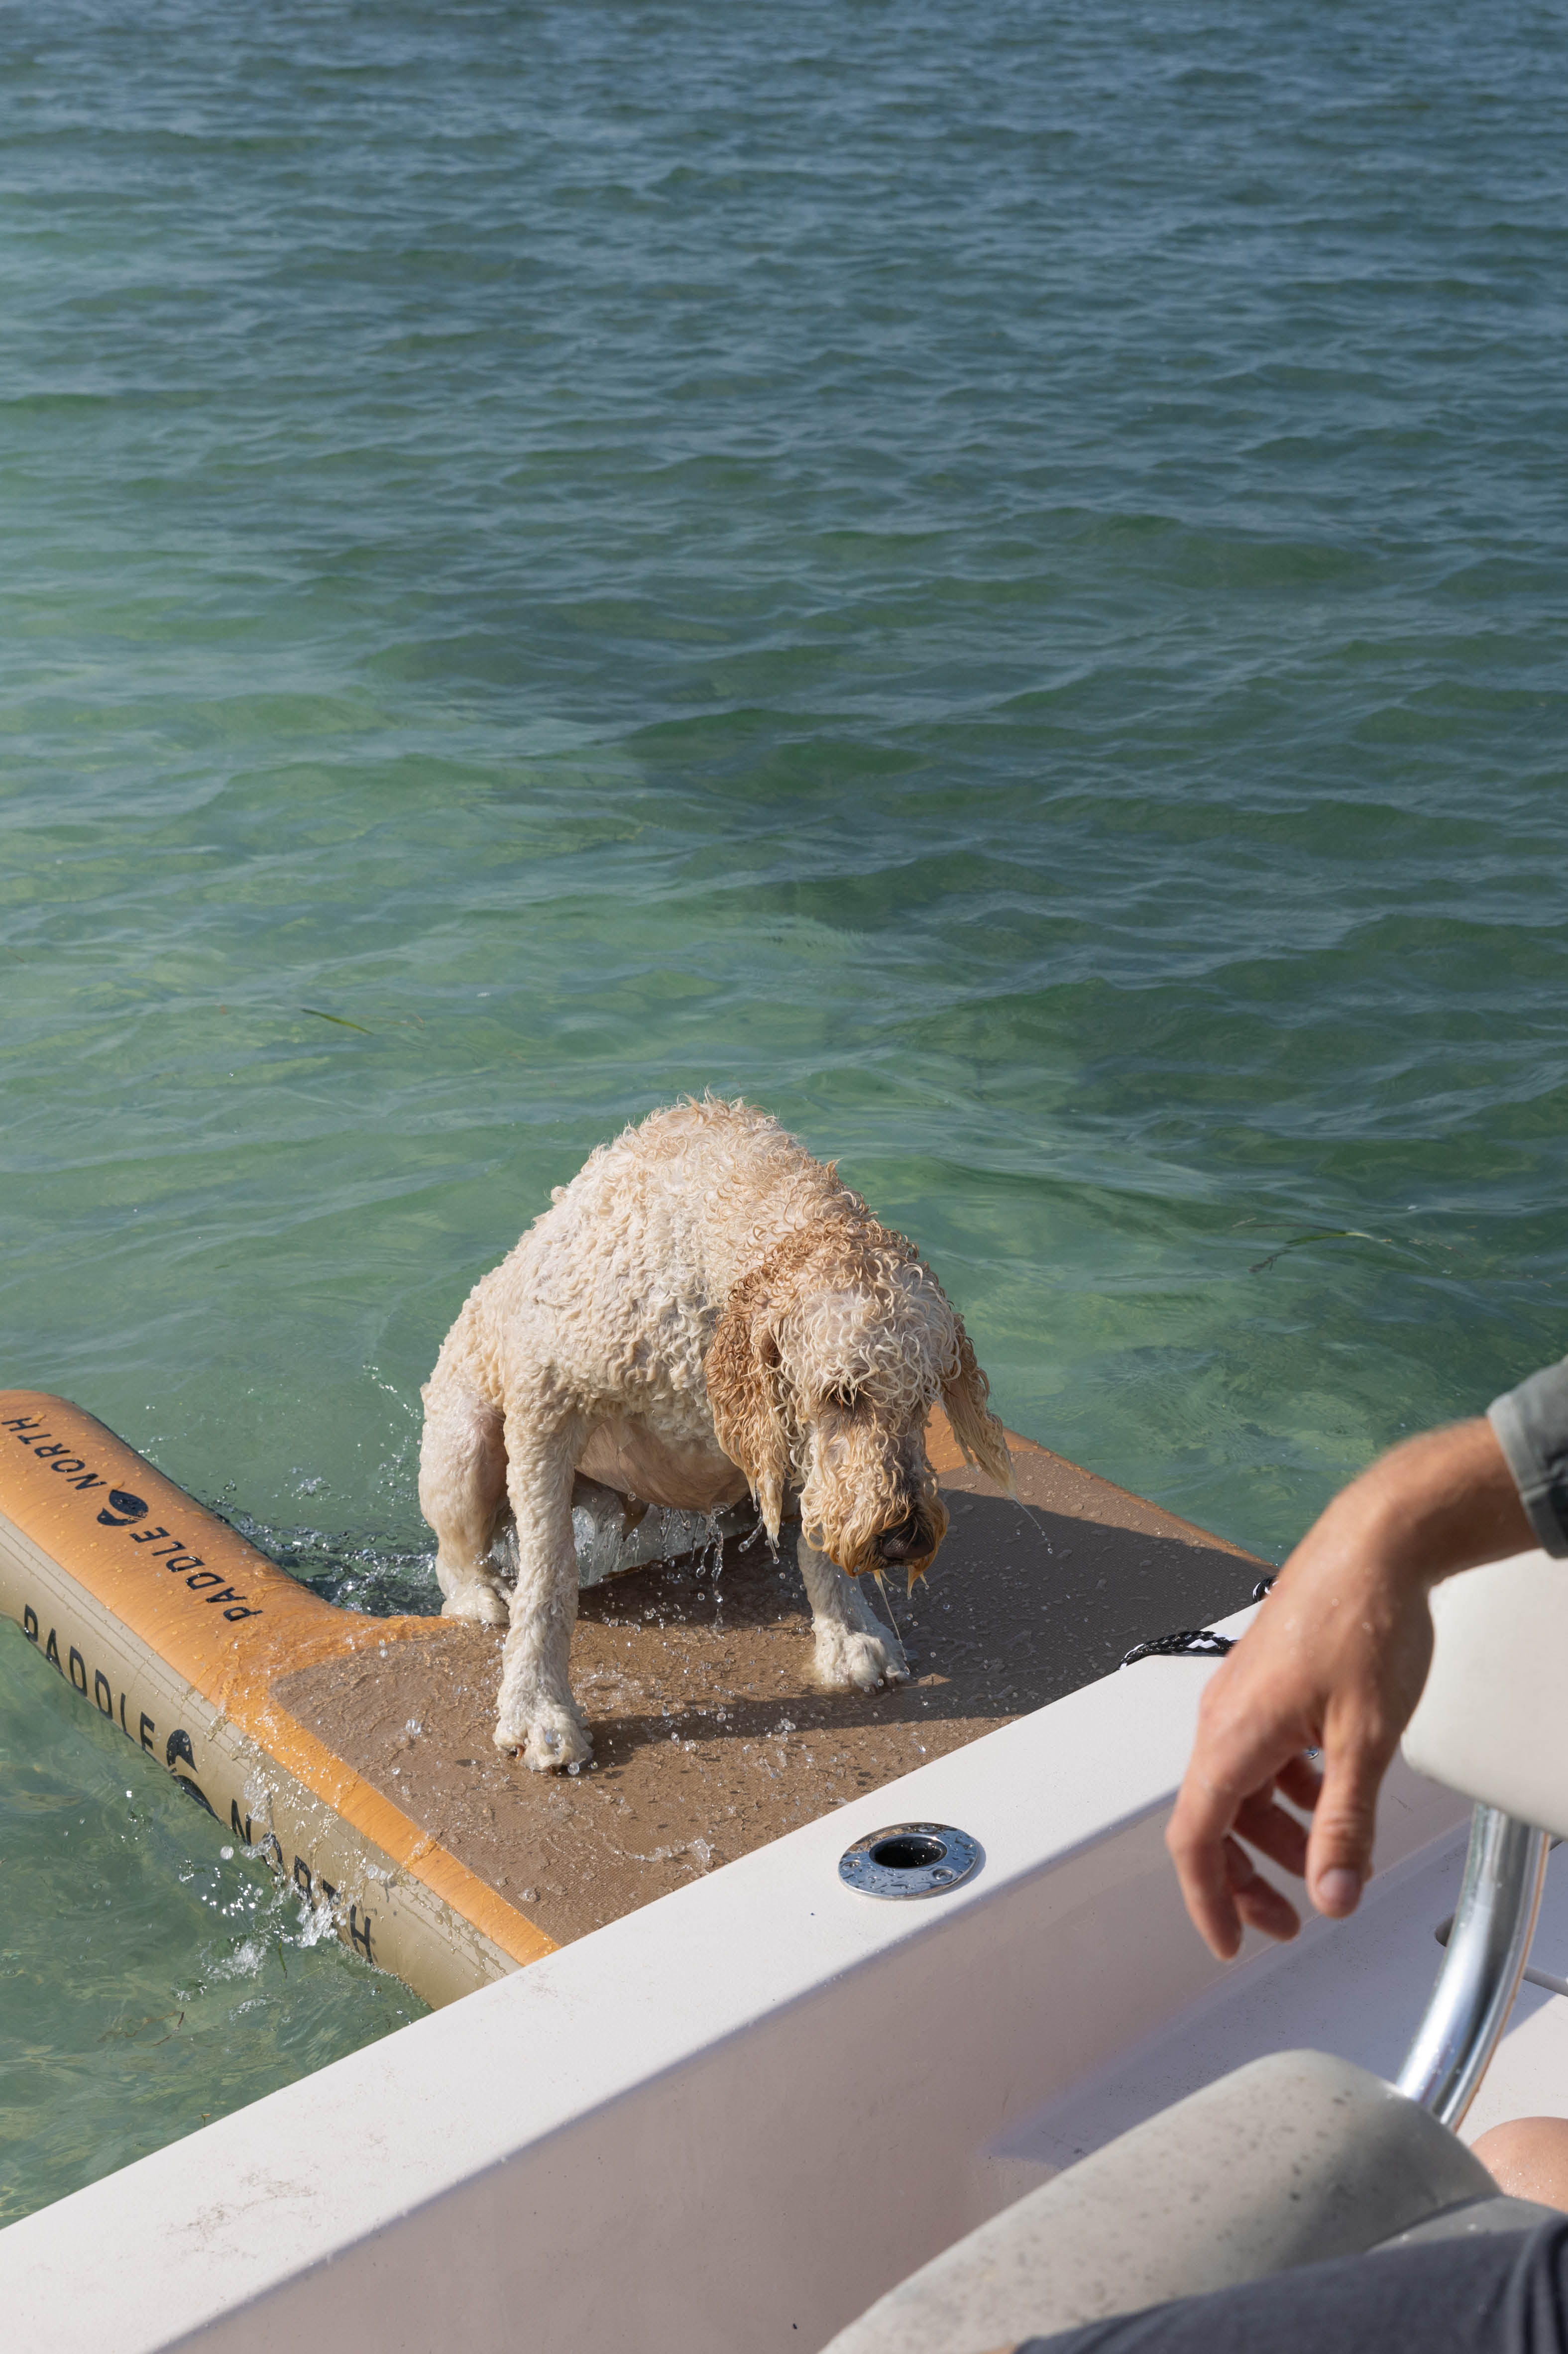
97 1489 148 1527
0 1415 261 1622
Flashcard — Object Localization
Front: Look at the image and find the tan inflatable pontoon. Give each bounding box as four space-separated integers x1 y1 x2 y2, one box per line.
0 1388 1257 2008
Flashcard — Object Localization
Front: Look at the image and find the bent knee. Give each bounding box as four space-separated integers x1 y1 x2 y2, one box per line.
1472 2116 1568 2212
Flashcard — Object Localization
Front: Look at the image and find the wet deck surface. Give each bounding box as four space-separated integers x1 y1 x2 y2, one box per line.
275 1437 1262 1950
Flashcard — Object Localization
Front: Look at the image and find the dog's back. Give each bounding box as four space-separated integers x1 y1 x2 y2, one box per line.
458 1098 859 1389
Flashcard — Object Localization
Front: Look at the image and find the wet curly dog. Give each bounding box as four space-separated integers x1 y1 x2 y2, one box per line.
418 1097 1013 1771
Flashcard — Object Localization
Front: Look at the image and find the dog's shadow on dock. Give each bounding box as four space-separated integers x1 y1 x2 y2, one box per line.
572 1484 1262 1768
274 1481 1262 1947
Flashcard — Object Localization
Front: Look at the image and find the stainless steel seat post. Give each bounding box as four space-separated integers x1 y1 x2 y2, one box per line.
1396 1803 1550 2129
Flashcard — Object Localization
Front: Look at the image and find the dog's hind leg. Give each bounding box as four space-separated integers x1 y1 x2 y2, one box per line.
797 1530 910 1692
494 1409 593 1772
418 1380 511 1627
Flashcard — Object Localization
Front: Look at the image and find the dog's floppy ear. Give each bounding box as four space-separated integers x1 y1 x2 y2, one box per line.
705 1269 793 1541
943 1318 1016 1496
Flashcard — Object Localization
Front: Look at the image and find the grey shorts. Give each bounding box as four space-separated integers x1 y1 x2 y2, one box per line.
1021 2220 1568 2354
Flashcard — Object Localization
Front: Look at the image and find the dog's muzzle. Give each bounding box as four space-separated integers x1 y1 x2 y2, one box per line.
874 1512 928 1568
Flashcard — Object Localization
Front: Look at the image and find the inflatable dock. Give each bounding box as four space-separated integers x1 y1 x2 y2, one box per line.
0 1389 1261 2009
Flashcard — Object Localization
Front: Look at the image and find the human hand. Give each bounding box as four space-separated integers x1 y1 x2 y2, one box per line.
1165 1418 1531 1960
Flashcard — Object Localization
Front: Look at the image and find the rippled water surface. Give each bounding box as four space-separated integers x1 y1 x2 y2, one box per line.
2 0 1566 2220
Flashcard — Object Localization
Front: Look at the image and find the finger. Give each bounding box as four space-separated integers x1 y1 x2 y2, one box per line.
1224 1834 1302 1944
1166 1654 1321 1957
1233 1786 1312 1880
1165 1789 1244 1961
1276 1750 1324 1812
1306 1728 1391 1918
1167 1753 1303 1959
1182 1660 1320 1836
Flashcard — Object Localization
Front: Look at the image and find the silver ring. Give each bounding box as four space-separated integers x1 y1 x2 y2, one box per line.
838 1822 982 1900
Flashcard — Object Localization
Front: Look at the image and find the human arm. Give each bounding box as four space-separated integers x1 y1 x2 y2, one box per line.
1164 1415 1537 1961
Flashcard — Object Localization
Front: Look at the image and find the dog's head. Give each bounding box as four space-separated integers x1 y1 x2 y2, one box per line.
705 1220 1013 1583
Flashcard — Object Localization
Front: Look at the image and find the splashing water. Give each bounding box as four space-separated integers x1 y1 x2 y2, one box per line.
871 1569 904 1648
737 1517 778 1564
0 1627 425 2227
561 1498 746 1591
691 1516 726 1582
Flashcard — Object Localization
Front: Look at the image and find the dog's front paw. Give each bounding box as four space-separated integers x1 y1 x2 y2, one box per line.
522 1717 595 1774
814 1625 909 1693
441 1581 510 1628
494 1706 594 1774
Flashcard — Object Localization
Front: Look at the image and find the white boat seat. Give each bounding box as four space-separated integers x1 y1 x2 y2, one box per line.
1402 1547 1568 1838
823 1548 1568 2354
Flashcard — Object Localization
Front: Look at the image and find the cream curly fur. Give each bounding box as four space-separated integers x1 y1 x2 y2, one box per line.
418 1097 1013 1771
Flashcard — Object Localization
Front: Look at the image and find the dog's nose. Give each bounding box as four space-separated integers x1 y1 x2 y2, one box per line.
876 1514 923 1564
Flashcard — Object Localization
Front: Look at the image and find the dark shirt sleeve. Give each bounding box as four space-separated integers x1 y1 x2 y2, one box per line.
1488 1359 1568 1559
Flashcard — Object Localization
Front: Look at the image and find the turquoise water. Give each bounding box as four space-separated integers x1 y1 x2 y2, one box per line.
3 0 1567 2219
